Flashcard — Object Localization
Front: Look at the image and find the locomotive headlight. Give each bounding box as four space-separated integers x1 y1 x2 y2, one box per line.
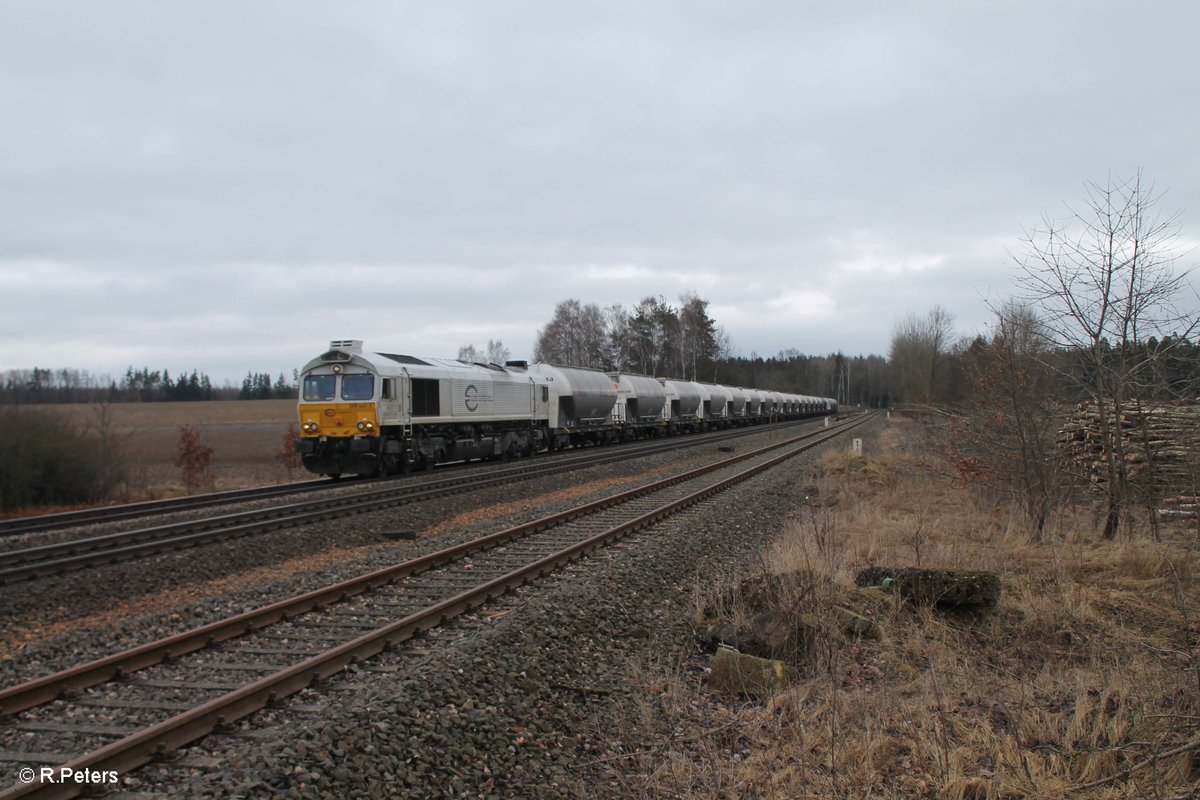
302 421 319 433
357 420 376 432
356 421 365 430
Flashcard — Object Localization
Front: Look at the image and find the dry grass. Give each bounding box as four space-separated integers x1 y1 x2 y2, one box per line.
2 400 300 513
621 417 1200 799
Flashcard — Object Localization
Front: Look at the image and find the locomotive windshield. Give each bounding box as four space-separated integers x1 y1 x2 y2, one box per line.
341 373 375 401
303 374 335 401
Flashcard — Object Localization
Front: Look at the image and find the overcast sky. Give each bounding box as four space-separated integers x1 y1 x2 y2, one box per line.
2 1 1198 385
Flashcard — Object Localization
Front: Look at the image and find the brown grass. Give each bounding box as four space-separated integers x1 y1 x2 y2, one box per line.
621 418 1200 799
4 400 300 512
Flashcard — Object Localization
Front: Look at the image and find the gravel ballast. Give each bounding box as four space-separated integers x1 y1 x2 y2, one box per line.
0 421 827 687
96 415 883 799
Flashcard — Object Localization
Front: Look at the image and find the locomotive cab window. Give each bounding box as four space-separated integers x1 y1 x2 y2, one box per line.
341 373 375 401
382 378 395 400
303 374 335 401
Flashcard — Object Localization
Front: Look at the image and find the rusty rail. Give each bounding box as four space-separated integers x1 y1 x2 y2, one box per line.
0 413 874 799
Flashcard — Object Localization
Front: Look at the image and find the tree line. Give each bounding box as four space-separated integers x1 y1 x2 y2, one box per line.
525 293 891 407
238 371 298 400
0 367 298 404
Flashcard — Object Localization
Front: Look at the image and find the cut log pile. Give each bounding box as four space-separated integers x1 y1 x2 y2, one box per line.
1058 399 1200 514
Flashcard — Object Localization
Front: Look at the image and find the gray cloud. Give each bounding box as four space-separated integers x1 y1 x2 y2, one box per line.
2 1 1198 382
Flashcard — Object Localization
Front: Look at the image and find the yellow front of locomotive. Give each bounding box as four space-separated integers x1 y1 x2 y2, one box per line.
295 342 384 477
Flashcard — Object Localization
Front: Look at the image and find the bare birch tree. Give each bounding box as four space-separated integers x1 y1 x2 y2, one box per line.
1014 172 1197 539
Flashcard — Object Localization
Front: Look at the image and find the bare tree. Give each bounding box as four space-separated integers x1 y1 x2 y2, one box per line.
603 304 632 372
889 306 956 405
457 340 510 364
87 401 131 500
629 296 677 376
485 339 510 364
533 299 608 367
711 326 734 381
678 292 718 380
1015 172 1197 538
950 303 1065 538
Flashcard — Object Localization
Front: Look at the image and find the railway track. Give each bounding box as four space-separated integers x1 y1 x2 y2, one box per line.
0 412 874 799
0 418 824 584
0 415 825 539
0 480 337 538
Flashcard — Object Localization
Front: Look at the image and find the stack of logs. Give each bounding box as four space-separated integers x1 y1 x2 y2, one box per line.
1058 400 1200 516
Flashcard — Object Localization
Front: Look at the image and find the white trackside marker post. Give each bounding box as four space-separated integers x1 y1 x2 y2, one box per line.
852 438 863 456
824 416 830 427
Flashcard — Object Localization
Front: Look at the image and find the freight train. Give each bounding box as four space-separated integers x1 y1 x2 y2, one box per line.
295 340 837 478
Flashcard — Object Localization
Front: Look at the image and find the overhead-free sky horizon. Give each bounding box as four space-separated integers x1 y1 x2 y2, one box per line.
2 1 1198 384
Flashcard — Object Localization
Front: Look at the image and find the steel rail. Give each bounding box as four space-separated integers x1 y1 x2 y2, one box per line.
0 412 874 800
0 414 869 714
0 418 820 583
0 415 821 537
0 480 335 537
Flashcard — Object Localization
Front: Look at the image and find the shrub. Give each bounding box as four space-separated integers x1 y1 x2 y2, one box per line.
0 405 121 511
174 424 215 493
274 423 303 476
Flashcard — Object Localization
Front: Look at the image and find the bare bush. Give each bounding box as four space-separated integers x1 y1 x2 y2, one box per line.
174 423 215 493
274 422 303 477
947 304 1069 539
0 405 127 511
